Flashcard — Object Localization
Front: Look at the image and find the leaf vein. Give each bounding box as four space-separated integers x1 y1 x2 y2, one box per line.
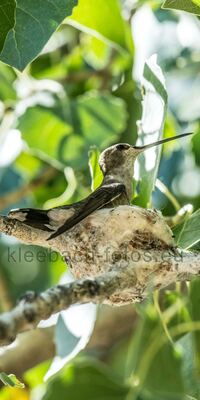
0 7 13 26
45 0 61 14
15 31 38 50
16 6 45 40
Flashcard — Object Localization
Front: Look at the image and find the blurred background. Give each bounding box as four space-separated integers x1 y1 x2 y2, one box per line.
0 0 200 399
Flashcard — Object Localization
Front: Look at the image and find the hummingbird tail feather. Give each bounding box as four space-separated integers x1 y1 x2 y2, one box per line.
8 208 54 232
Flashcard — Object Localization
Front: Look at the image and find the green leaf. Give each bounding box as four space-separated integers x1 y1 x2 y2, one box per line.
81 35 110 70
88 146 103 191
0 372 25 388
164 291 190 334
42 361 129 400
62 92 127 169
126 305 185 400
0 63 16 101
0 0 16 54
61 93 127 168
174 209 200 249
18 94 127 169
0 0 78 71
134 55 168 208
68 0 133 54
14 151 43 179
192 129 200 167
18 106 72 166
24 361 51 389
189 278 200 375
162 0 200 15
74 92 127 147
177 333 200 399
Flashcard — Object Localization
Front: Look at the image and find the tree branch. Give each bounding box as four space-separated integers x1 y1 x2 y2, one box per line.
0 270 132 346
0 206 200 346
0 328 55 376
0 215 49 247
0 306 137 376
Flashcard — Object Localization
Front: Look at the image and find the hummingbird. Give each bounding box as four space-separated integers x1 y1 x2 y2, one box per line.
8 132 193 241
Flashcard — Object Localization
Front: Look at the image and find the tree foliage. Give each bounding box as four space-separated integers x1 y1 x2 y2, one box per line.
0 1 200 399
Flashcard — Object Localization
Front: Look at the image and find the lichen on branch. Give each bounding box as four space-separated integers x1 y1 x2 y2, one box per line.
0 206 200 346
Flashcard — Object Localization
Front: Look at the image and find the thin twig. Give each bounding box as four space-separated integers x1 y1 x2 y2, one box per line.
0 270 131 346
60 69 111 85
0 167 57 211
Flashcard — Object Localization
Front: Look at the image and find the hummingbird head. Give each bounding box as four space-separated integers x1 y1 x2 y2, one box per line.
99 132 193 176
99 143 134 175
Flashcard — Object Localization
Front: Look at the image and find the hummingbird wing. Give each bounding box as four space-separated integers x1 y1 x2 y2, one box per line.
8 207 76 232
47 182 126 240
8 182 126 239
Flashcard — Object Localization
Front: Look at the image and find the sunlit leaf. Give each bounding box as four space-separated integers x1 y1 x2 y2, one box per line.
42 361 129 400
174 209 200 249
192 129 200 167
69 0 133 54
18 93 127 169
14 151 43 179
0 0 78 71
81 35 110 70
43 167 77 209
24 361 51 389
162 0 200 15
134 54 168 208
88 146 103 191
0 63 16 101
0 372 25 388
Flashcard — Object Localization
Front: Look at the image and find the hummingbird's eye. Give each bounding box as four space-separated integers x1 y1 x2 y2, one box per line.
116 144 130 151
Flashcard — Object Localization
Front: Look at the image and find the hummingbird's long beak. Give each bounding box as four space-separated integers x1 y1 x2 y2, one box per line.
133 132 193 151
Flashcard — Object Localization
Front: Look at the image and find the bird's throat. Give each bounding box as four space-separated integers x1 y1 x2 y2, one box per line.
104 169 133 204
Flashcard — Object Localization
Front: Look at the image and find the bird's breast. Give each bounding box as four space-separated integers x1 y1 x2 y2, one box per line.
106 191 129 207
